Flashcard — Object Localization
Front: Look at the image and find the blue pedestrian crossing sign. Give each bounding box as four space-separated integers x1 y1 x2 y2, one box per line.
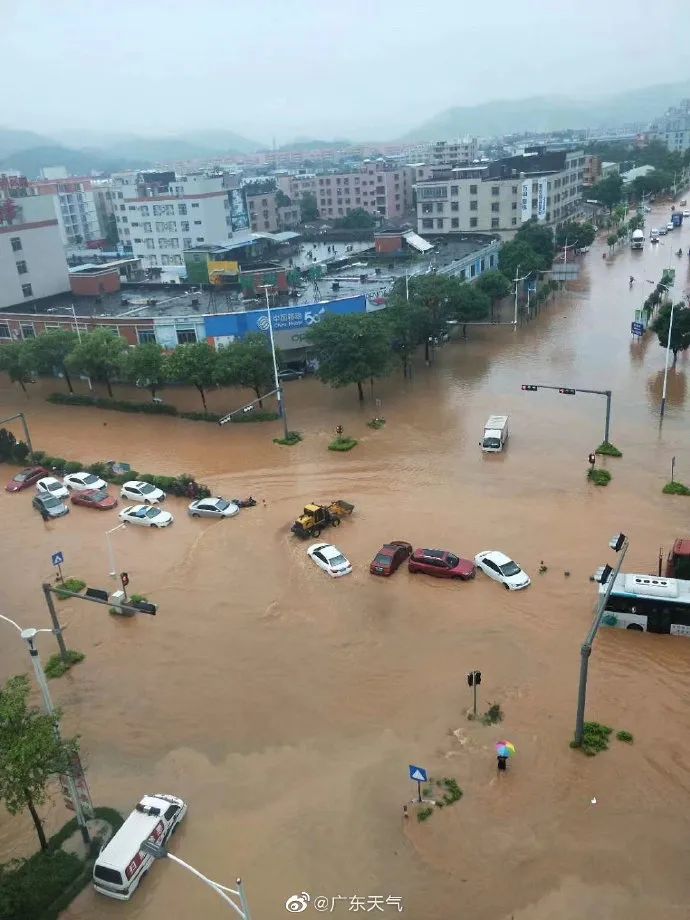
409 764 428 782
51 551 64 567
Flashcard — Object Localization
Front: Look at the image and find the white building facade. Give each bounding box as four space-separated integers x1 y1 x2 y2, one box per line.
650 100 690 152
0 195 70 311
28 177 104 247
111 171 232 268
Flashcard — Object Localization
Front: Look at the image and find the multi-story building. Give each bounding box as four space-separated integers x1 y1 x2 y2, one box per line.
0 191 70 311
110 171 234 268
427 138 478 168
28 176 105 247
277 161 415 222
650 99 690 152
245 189 301 233
415 148 584 237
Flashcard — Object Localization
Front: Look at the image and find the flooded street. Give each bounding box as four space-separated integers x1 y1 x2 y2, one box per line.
1 202 690 920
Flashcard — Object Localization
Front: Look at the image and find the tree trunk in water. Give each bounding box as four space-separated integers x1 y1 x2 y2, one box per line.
25 791 47 850
151 385 157 400
19 379 27 393
106 378 113 398
369 377 374 400
254 386 263 409
197 386 207 410
62 364 74 393
402 355 408 378
673 349 679 366
357 380 364 402
424 339 430 364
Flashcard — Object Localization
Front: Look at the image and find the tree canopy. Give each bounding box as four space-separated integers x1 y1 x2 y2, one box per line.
215 333 277 407
555 221 597 249
475 269 512 303
27 330 79 393
588 174 624 211
299 192 319 222
0 675 79 851
121 341 168 399
333 208 376 230
166 342 218 410
514 220 554 266
0 340 35 393
499 238 545 282
651 303 690 363
66 329 129 397
306 313 393 401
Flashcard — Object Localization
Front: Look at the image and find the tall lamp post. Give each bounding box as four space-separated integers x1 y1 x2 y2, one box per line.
106 523 126 579
574 533 629 747
259 284 289 440
141 841 251 918
0 614 91 844
646 279 674 419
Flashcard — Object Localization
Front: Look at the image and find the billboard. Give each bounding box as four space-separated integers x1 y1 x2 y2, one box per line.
537 178 548 222
521 181 531 223
229 188 250 232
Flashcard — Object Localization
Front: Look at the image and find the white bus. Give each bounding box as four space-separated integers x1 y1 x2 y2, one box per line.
600 573 690 636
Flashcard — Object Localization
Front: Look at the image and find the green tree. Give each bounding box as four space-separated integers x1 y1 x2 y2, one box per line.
215 333 277 408
499 239 544 282
606 233 617 252
475 269 511 317
0 341 34 393
275 189 291 208
514 220 554 265
333 208 376 230
588 174 624 211
0 675 79 851
27 330 79 393
555 221 596 249
166 341 218 410
384 294 429 376
651 303 690 364
300 192 319 222
450 284 491 323
122 342 168 400
306 313 393 401
66 329 128 398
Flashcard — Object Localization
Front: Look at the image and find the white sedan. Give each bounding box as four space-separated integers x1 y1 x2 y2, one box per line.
474 550 530 590
36 476 70 500
188 497 239 518
119 504 173 528
307 542 352 577
63 471 108 492
120 480 166 504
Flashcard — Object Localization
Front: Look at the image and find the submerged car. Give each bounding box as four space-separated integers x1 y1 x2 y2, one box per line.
36 476 70 500
120 480 166 504
63 471 108 492
188 497 239 518
369 541 413 576
408 548 476 580
5 466 49 493
33 493 69 518
307 542 352 577
119 504 173 528
474 550 530 590
71 489 118 510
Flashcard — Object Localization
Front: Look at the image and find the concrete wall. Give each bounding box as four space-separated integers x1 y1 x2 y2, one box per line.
70 268 121 296
0 312 153 346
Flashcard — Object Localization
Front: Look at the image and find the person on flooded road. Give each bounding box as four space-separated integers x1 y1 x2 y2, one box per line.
497 754 508 772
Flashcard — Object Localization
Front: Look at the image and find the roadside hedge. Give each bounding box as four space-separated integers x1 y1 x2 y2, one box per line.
47 392 278 424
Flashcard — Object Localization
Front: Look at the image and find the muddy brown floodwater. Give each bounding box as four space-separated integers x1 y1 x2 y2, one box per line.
1 202 690 920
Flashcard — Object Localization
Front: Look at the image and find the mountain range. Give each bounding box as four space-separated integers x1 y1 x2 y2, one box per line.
401 79 690 141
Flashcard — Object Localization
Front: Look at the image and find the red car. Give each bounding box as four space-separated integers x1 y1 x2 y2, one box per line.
5 466 49 493
70 488 118 510
370 541 413 576
408 548 476 580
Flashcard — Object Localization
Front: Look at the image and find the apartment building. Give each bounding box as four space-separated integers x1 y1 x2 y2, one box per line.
245 189 301 233
277 161 415 221
0 192 70 311
28 176 106 247
650 99 690 152
110 171 233 267
415 149 584 237
427 138 478 168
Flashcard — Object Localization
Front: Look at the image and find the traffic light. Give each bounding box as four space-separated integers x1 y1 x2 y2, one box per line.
467 670 482 686
559 388 576 395
588 453 596 467
335 424 343 436
120 572 129 588
521 384 538 391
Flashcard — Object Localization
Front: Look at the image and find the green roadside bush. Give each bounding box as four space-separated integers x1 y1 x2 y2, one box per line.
48 393 279 425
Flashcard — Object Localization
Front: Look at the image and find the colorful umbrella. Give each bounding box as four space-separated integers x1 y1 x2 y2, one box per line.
495 741 516 757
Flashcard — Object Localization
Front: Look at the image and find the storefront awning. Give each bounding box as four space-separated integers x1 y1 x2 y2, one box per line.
403 230 434 253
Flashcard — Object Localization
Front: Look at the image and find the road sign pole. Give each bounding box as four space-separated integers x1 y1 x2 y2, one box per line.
671 456 676 483
473 681 477 718
604 390 612 444
417 780 422 803
56 563 63 584
42 582 69 664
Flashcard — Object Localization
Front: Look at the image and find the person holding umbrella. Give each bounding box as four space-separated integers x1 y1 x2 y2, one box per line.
496 740 516 772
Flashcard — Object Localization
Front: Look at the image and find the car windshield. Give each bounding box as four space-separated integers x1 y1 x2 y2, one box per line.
132 508 148 518
43 496 60 509
500 561 521 577
47 481 60 491
329 554 347 567
215 500 229 511
138 483 155 494
447 554 460 568
145 508 161 519
14 471 29 482
89 490 108 502
82 474 98 485
483 438 501 448
374 553 392 566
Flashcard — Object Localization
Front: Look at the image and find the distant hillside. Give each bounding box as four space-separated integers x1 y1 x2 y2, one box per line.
0 145 148 178
277 138 352 152
176 129 261 154
401 79 690 140
0 127 58 159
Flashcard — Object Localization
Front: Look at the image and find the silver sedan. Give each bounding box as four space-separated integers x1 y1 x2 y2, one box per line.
188 497 240 519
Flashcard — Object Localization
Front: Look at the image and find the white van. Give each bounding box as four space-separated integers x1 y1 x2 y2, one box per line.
93 793 187 900
481 415 509 452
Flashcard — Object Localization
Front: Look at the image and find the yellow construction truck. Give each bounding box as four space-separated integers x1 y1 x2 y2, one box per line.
290 500 354 539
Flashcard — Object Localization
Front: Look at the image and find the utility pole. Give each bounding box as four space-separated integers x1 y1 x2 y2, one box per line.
260 284 289 440
0 411 33 456
512 266 530 328
42 582 69 664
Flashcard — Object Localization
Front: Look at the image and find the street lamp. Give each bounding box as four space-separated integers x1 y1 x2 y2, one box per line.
140 841 251 918
573 533 629 747
646 279 674 418
106 523 126 578
259 284 289 441
0 614 91 844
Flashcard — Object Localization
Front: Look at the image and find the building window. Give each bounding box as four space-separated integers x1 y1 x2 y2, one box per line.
491 218 499 228
128 205 136 211
176 328 197 344
469 185 477 195
178 203 187 215
144 238 155 249
155 221 177 232
512 185 518 194
436 218 443 229
451 186 459 196
191 203 200 208
180 221 190 231
422 203 433 214
436 202 444 213
470 200 477 211
183 237 192 248
422 219 433 229
21 324 35 338
196 237 204 242
137 328 156 344
142 222 152 232
139 205 149 216
21 283 33 298
0 323 10 338
194 220 202 225
153 204 175 216
15 260 28 274
491 202 499 212
10 237 21 252
451 202 459 212
451 218 459 228
512 202 517 210
511 217 517 226
470 218 478 228
470 264 476 278
532 198 538 209
491 187 500 196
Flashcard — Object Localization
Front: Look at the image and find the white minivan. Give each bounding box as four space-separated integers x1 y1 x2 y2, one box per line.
93 793 187 900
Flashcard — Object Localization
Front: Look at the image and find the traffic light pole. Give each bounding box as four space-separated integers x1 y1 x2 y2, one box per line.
521 384 612 444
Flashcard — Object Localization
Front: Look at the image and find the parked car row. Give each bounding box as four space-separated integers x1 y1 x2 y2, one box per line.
308 539 530 589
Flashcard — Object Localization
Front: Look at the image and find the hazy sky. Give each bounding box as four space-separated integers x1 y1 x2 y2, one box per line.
5 0 690 143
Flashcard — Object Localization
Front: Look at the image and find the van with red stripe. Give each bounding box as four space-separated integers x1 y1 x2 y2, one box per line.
93 793 187 900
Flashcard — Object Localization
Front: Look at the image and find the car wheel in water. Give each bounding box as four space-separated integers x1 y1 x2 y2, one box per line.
332 518 341 527
626 624 644 631
311 527 321 538
192 512 200 518
504 583 510 590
